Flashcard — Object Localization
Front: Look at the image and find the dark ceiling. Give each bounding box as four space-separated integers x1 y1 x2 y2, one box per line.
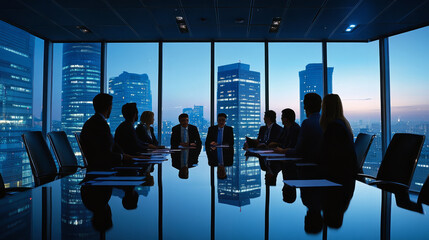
1 0 429 42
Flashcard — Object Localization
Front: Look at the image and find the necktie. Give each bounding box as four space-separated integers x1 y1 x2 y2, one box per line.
183 128 188 143
217 128 223 145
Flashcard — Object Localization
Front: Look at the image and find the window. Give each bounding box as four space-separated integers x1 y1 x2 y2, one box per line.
390 26 429 192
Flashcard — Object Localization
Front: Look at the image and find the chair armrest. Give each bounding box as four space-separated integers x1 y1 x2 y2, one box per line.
368 180 409 189
357 173 376 180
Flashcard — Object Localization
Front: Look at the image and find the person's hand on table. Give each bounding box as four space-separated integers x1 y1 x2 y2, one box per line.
274 147 287 154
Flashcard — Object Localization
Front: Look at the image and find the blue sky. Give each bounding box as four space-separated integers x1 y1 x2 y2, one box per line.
32 26 429 123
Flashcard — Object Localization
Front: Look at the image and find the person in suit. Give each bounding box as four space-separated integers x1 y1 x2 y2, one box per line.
205 113 234 148
80 93 133 171
269 108 300 149
114 103 148 155
136 111 164 149
275 93 323 163
170 113 202 149
319 94 357 182
244 110 282 149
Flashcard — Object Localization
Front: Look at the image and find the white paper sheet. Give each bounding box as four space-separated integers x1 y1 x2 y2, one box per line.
283 179 342 188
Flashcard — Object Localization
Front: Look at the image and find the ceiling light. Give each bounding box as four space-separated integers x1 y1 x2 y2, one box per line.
345 24 357 32
269 17 281 33
76 26 91 34
176 16 183 21
175 16 189 33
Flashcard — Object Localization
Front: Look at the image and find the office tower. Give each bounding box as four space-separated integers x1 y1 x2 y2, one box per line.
217 62 261 147
299 63 333 123
0 21 35 187
61 173 97 239
0 191 32 239
109 71 152 133
217 62 261 207
62 43 101 164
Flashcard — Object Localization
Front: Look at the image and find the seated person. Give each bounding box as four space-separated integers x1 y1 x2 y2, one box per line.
205 113 234 148
245 110 282 149
170 113 202 149
136 111 164 149
275 93 323 163
114 103 148 155
80 93 133 171
268 108 300 149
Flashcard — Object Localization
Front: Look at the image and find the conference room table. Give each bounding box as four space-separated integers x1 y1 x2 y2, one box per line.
1 148 429 240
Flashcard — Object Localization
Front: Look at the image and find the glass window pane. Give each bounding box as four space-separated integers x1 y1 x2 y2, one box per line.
0 20 43 187
390 26 429 192
106 43 158 137
52 43 101 166
162 43 210 146
328 42 382 177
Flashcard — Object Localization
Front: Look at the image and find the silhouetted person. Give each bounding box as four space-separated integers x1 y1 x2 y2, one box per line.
122 187 139 210
269 108 300 149
206 113 234 148
114 103 148 155
207 146 234 179
171 149 201 179
276 93 323 163
319 94 357 183
171 113 202 149
245 110 282 149
80 93 132 171
136 111 164 149
81 185 113 232
300 187 323 234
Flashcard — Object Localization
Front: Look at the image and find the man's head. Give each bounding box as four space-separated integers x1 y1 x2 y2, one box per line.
122 103 138 122
303 93 322 117
264 110 276 125
93 93 113 118
178 113 189 128
217 113 227 128
281 108 296 127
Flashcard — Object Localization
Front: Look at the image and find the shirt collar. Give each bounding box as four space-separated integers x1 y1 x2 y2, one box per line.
97 112 107 122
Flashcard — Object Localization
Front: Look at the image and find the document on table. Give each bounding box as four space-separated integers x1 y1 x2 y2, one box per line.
259 153 286 158
85 171 117 176
85 181 145 186
132 157 167 162
283 179 342 188
140 152 167 156
248 150 274 154
93 176 146 181
266 157 303 161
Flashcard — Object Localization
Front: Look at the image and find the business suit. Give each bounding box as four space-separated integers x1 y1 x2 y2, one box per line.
80 113 122 171
283 122 301 148
286 113 323 163
136 124 159 146
170 124 202 148
171 149 201 170
206 147 234 167
114 121 148 155
257 122 283 144
205 125 234 147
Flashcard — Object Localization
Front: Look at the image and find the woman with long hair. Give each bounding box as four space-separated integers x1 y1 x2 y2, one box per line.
136 111 164 149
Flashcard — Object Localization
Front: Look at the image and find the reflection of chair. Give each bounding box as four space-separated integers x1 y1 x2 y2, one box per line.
48 131 83 173
22 131 58 186
359 133 425 192
354 133 375 171
75 132 88 167
417 175 429 205
0 173 31 198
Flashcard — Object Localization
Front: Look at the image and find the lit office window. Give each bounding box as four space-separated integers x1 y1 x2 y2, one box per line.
51 43 101 166
269 43 322 124
390 26 429 192
328 42 382 177
162 43 210 146
0 20 43 187
106 43 158 137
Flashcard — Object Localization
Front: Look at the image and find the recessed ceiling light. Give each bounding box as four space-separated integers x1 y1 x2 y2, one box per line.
76 26 91 34
345 24 357 32
176 16 183 21
269 17 281 33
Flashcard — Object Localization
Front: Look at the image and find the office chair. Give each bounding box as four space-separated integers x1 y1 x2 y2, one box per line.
22 131 58 186
359 133 425 192
48 131 84 173
417 175 429 205
354 133 375 171
0 173 31 198
74 132 88 167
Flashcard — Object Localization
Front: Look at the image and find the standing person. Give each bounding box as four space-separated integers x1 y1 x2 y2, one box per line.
136 111 164 149
170 113 202 149
205 113 234 148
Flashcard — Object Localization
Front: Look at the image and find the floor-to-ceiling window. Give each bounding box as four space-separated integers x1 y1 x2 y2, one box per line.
0 20 44 187
327 41 382 177
390 26 429 192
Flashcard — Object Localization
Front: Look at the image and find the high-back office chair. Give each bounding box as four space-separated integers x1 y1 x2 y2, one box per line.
418 175 429 205
354 133 375 171
22 131 58 186
359 133 425 192
48 131 83 173
74 132 88 168
0 173 31 198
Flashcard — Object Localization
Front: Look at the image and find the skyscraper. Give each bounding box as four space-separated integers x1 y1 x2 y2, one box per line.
217 62 261 206
217 63 261 147
299 63 333 122
0 20 35 187
109 71 152 132
61 43 101 158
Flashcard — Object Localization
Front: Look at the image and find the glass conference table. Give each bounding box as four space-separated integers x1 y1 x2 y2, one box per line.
1 148 429 240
